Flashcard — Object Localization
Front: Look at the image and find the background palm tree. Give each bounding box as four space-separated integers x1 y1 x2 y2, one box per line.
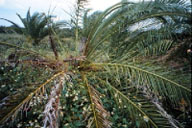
0 9 66 60
1 9 51 45
0 0 191 127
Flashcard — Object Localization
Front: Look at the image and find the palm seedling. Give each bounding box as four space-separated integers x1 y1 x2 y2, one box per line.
0 0 191 127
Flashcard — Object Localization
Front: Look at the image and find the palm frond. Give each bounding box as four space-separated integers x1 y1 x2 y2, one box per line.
16 13 29 34
0 71 65 125
141 40 174 56
84 1 190 60
90 63 191 107
97 78 179 128
43 75 67 128
82 74 111 128
0 18 23 33
4 9 52 44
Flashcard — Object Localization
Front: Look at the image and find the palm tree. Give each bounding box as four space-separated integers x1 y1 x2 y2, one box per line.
0 9 64 59
0 0 191 127
1 9 50 45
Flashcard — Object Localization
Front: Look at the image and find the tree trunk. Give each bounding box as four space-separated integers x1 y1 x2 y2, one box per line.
49 35 58 60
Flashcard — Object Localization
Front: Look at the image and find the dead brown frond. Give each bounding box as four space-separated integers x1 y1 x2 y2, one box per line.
43 75 67 128
0 71 65 126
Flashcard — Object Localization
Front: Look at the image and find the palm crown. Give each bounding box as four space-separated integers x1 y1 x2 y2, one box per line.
0 0 191 127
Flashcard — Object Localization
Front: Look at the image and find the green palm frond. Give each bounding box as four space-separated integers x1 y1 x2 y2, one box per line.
16 13 29 33
96 78 178 128
82 9 91 37
82 74 111 128
113 25 175 59
84 0 190 60
89 63 191 106
112 22 175 57
17 11 50 44
141 40 174 56
0 18 23 34
0 71 65 125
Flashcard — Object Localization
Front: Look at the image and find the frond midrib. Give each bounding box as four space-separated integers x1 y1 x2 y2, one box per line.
92 63 191 92
82 74 99 128
98 78 158 128
0 71 65 124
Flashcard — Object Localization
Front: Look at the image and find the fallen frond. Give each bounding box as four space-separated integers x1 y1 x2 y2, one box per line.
43 75 67 128
0 71 65 126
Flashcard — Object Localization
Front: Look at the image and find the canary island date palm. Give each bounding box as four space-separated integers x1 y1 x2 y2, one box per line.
0 9 51 45
0 9 64 59
0 0 191 128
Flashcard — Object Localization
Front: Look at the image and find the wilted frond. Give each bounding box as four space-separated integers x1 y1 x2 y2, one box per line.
0 71 65 125
82 75 111 128
90 63 191 107
43 75 67 128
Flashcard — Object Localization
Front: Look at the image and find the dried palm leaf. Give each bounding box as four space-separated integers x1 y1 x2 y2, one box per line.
0 71 65 126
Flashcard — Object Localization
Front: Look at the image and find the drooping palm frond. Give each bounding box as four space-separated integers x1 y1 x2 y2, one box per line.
112 26 174 60
0 18 22 34
0 71 65 126
140 40 174 56
89 63 191 107
82 74 111 128
108 19 177 59
96 78 179 128
43 75 67 128
84 0 191 60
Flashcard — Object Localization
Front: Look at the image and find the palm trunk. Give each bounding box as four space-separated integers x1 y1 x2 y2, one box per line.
75 21 79 53
49 35 58 60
